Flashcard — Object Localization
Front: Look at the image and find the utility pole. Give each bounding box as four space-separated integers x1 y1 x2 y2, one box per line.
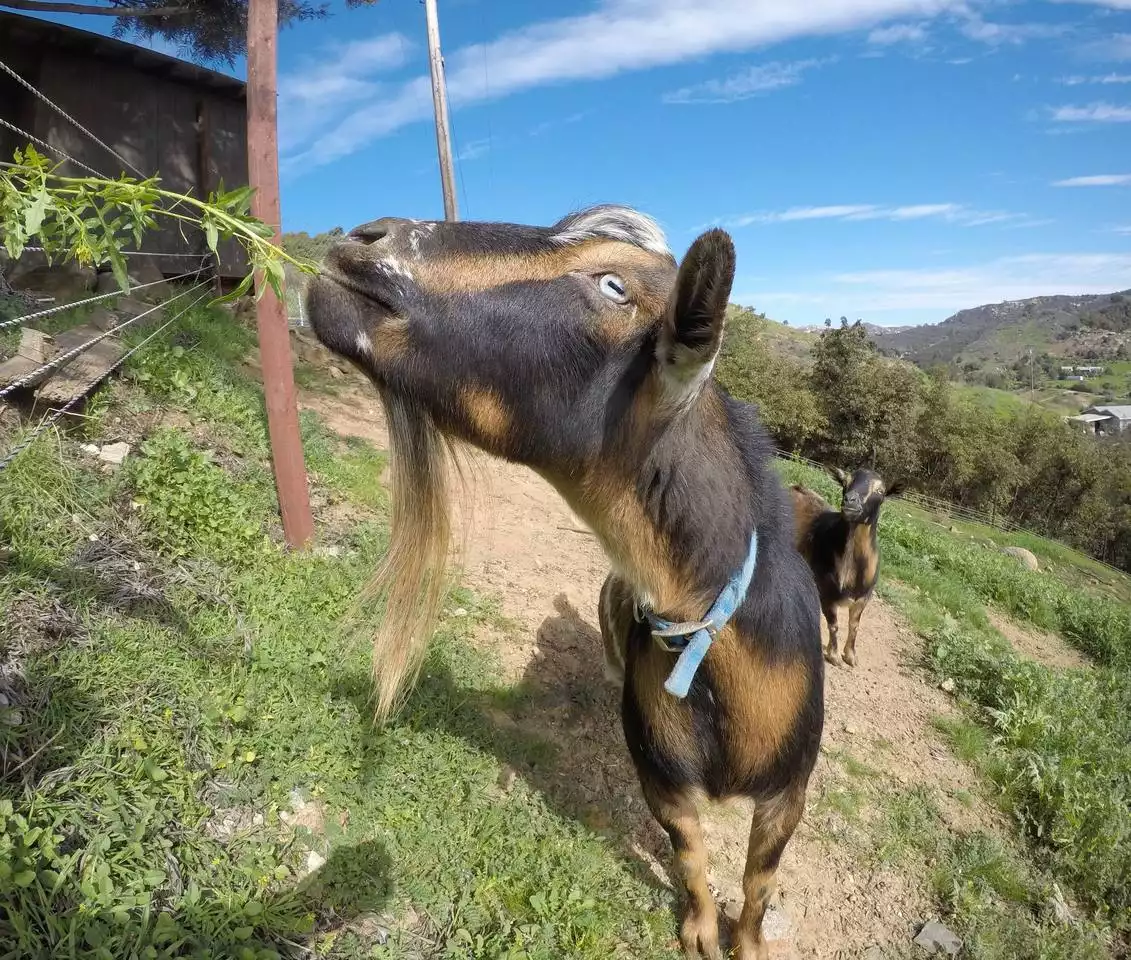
423 0 459 221
247 0 315 549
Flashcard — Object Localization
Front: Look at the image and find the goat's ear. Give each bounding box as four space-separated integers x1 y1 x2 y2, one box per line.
830 466 850 486
885 480 906 497
657 229 735 400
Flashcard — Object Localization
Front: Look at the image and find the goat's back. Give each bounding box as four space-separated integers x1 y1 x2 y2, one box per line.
789 484 831 552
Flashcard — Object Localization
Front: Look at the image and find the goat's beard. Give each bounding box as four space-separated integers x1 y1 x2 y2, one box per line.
361 388 459 722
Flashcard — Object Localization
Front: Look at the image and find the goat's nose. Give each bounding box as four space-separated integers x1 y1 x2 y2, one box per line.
347 217 404 245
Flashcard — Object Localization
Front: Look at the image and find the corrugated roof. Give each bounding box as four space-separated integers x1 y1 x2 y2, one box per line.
0 11 245 98
1068 413 1114 423
1084 405 1131 419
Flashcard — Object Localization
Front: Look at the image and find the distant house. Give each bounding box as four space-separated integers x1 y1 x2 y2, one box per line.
1077 365 1105 376
1066 405 1131 436
1066 375 1085 382
0 11 248 279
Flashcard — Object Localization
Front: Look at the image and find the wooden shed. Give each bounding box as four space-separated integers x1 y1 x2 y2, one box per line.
0 11 248 279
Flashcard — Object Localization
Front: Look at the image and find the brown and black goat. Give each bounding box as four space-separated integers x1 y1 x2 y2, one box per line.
790 468 903 667
305 205 824 959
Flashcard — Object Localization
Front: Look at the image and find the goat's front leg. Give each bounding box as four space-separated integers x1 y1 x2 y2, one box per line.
823 604 842 666
641 780 721 959
842 598 868 667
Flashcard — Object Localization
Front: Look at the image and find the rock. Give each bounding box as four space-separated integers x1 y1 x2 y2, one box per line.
304 849 326 873
843 723 859 735
97 442 131 466
87 306 119 332
762 906 792 942
95 271 130 296
940 678 956 694
452 607 468 617
80 443 100 456
124 255 171 300
314 544 343 558
10 258 97 302
497 765 517 794
327 364 344 379
914 919 962 956
1002 546 1039 572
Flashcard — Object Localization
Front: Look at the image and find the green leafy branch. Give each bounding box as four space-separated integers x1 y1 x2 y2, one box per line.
0 145 319 303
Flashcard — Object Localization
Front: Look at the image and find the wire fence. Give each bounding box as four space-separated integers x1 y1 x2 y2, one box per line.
0 53 218 474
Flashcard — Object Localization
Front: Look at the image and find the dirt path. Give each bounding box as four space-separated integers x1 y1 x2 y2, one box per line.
294 358 994 959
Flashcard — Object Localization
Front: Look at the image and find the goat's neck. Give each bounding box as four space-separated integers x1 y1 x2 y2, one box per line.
842 515 878 559
575 401 756 619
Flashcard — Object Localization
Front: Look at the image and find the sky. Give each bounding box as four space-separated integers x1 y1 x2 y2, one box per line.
17 0 1131 326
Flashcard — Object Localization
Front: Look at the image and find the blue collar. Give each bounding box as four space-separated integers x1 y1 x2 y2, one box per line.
637 529 759 699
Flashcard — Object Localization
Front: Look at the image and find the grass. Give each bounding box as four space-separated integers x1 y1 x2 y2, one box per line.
778 457 1131 951
0 304 680 960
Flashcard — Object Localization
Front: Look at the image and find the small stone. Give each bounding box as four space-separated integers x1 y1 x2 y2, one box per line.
497 765 517 793
252 813 264 827
940 678 956 694
97 442 131 465
914 918 962 956
314 545 342 558
762 906 791 941
305 849 326 873
80 443 100 456
452 607 468 617
327 365 344 379
722 899 742 924
864 948 886 960
843 723 859 735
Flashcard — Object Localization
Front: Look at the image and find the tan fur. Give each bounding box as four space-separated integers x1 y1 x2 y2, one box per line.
371 315 411 361
734 784 807 960
709 627 812 782
789 485 828 553
459 385 511 448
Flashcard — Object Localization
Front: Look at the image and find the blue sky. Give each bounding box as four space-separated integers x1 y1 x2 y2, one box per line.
20 0 1131 325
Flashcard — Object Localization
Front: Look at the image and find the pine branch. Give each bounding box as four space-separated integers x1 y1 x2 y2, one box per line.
0 0 190 16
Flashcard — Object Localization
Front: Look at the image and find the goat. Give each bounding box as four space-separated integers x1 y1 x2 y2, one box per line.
305 205 824 959
790 468 903 667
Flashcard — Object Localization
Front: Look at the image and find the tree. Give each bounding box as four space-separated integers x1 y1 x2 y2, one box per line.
0 0 377 65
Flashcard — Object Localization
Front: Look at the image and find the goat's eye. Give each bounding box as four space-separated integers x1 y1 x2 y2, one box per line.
597 273 629 304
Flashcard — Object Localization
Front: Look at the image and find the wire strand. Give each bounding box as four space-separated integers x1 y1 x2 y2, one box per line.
0 117 108 179
0 278 209 401
0 290 211 473
0 260 210 331
0 56 147 179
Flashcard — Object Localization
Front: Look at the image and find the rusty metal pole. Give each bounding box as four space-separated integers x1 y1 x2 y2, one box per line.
246 0 314 549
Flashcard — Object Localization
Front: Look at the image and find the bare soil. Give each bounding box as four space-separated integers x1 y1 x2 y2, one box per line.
288 341 1006 959
986 609 1091 671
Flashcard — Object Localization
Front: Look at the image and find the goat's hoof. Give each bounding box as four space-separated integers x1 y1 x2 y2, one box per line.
680 910 722 959
842 651 857 667
823 649 841 667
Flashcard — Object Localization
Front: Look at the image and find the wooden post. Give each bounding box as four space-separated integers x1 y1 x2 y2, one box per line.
423 0 459 221
246 0 314 549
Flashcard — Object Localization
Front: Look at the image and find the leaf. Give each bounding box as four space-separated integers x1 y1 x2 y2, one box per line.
108 248 130 293
22 187 49 237
13 870 36 887
213 271 253 305
204 218 219 254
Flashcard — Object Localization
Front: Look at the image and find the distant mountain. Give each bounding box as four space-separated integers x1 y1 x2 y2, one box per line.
868 291 1131 368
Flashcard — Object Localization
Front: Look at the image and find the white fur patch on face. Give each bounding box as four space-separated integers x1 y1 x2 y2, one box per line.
379 255 414 280
551 204 670 256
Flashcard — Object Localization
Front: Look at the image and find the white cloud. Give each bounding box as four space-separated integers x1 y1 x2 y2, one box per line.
282 0 967 173
1050 102 1131 121
456 138 492 161
1114 225 1131 234
959 15 1066 46
664 59 825 104
1059 73 1131 85
752 252 1131 317
279 33 412 152
713 202 1025 227
1053 173 1131 186
867 23 927 43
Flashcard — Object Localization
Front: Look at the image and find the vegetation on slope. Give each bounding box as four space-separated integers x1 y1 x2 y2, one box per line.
0 304 679 959
720 310 1131 573
778 460 1131 954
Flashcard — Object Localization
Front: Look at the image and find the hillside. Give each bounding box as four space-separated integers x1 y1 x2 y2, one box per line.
868 291 1131 375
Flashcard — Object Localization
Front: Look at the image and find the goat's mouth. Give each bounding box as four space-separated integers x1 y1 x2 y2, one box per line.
842 503 865 522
